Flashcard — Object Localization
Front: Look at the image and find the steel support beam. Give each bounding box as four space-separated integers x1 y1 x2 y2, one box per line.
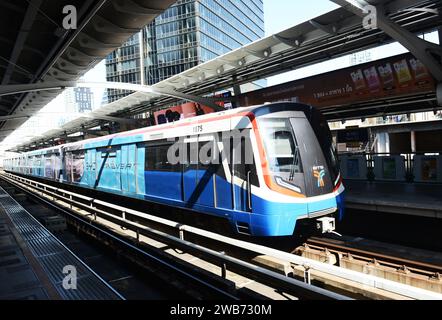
0 81 225 111
1 0 42 85
6 0 107 121
82 114 138 125
0 114 30 122
331 0 442 83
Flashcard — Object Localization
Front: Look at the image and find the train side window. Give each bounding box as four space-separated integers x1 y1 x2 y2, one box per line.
35 155 42 175
97 146 118 158
233 135 259 187
145 142 180 172
45 155 54 178
100 150 117 158
66 151 85 182
54 153 61 180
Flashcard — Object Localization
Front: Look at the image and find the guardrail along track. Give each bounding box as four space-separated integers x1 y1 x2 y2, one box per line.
0 172 348 300
306 237 442 275
2 172 442 300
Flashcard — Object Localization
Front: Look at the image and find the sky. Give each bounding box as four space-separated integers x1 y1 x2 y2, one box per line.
263 1 438 86
264 0 341 86
264 0 339 36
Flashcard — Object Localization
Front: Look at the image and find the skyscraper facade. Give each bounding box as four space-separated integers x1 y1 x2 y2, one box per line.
106 0 264 103
64 87 93 114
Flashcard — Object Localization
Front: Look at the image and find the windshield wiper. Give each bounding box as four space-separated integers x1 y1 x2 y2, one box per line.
289 146 299 181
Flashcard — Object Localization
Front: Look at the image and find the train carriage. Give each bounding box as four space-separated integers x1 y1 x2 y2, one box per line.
4 103 345 237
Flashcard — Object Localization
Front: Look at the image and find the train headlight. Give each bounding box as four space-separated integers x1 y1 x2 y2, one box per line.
275 176 302 194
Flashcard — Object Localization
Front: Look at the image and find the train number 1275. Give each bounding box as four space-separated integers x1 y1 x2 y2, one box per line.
193 125 203 133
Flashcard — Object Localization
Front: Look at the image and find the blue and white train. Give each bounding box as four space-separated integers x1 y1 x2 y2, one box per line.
4 103 345 237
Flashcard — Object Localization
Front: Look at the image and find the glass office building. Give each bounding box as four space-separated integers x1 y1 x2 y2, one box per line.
106 0 264 103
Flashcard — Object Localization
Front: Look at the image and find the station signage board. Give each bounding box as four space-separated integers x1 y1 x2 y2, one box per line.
337 127 369 143
238 53 436 108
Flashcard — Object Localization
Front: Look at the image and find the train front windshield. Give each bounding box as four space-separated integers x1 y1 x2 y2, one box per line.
260 118 303 177
259 111 338 197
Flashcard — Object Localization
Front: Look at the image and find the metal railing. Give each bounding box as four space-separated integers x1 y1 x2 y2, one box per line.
2 172 442 300
339 152 442 182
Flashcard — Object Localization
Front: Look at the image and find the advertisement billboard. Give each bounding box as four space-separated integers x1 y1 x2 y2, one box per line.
238 53 436 108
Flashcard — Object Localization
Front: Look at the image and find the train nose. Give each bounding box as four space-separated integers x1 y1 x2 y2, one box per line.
307 197 338 219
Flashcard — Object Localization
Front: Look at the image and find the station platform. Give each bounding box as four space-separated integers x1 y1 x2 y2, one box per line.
344 180 442 219
0 186 122 300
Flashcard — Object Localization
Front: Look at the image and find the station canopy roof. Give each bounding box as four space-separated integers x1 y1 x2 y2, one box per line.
0 0 176 143
6 0 442 152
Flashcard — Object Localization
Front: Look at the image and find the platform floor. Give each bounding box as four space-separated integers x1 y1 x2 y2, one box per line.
345 180 442 219
0 186 121 300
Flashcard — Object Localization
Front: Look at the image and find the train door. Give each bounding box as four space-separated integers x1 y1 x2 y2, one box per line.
94 149 102 188
116 148 122 191
121 144 137 194
44 154 52 179
121 145 128 193
127 144 137 193
182 136 216 208
86 149 96 187
183 135 217 208
182 134 236 211
214 133 233 210
54 153 62 182
65 152 73 182
183 137 198 207
196 134 216 207
135 144 145 195
96 147 121 191
232 130 254 213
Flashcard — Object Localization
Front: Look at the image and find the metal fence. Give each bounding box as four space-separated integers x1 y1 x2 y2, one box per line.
2 172 442 299
339 152 442 183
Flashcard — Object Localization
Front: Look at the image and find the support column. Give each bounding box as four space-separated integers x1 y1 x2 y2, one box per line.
139 30 145 86
437 82 442 107
438 26 442 107
233 78 242 108
386 133 391 154
411 131 417 153
233 84 241 97
331 0 442 82
377 132 391 154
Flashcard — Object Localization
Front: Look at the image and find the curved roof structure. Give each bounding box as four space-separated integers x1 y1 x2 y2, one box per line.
6 0 442 152
0 0 176 141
